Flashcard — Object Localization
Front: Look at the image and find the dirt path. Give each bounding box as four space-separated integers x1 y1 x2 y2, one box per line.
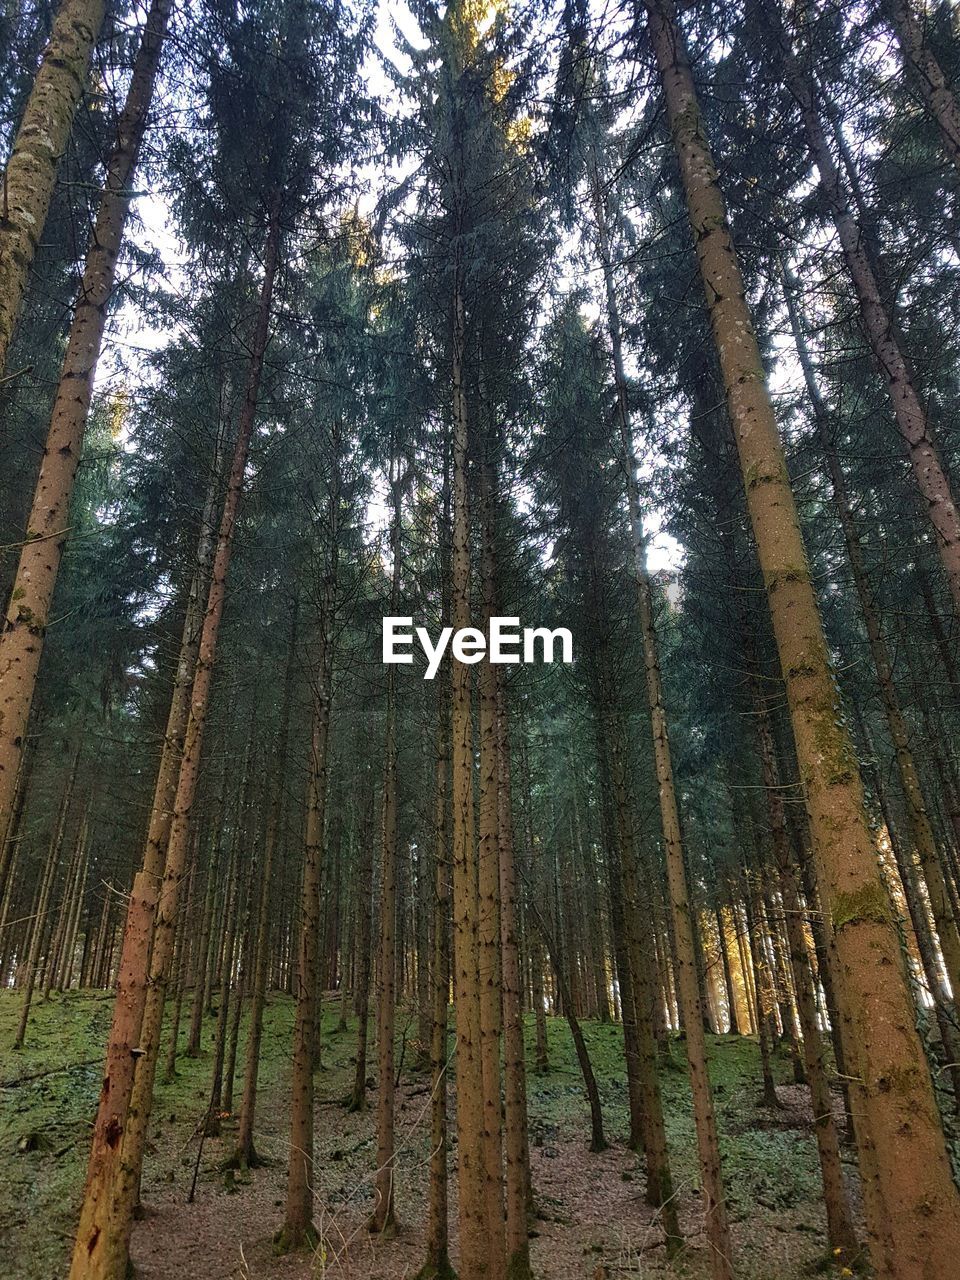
129 1035 846 1279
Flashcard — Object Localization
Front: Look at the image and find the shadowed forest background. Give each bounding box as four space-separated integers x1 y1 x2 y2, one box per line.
3 1 960 1278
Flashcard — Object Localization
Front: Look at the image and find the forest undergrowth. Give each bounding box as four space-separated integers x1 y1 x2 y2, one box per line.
1 991 864 1280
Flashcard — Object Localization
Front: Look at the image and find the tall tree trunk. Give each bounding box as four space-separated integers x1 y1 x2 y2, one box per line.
751 676 858 1257
162 855 194 1084
205 753 250 1133
416 680 455 1280
644 2 960 1272
279 630 333 1249
348 783 375 1111
448 265 492 1280
0 0 172 848
279 444 341 1249
78 196 281 1280
476 451 505 1263
371 466 403 1236
0 0 107 377
496 665 533 1275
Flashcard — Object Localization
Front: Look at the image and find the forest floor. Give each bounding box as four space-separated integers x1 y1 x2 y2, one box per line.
0 991 865 1280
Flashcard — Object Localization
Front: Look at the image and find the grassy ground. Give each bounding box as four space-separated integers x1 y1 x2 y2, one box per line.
0 990 856 1279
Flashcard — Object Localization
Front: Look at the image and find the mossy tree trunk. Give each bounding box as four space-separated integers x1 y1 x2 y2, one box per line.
0 0 107 379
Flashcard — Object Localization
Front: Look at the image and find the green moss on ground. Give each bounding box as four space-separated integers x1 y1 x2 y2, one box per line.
1 992 841 1279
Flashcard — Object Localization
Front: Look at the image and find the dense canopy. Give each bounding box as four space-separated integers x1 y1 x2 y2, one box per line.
3 2 960 1278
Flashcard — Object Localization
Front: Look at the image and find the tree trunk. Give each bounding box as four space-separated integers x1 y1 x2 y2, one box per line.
347 784 375 1111
782 262 960 997
496 664 533 1275
370 468 402 1236
0 0 172 848
591 145 722 1265
0 0 107 377
476 451 505 1264
416 682 455 1280
644 2 960 1272
885 0 960 173
448 265 491 1280
67 874 158 1280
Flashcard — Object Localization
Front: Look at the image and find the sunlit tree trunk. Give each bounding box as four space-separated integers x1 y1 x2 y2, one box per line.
781 263 960 997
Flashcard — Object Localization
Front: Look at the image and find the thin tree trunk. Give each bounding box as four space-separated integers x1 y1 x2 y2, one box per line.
532 900 607 1155
162 855 194 1084
14 745 79 1047
371 466 402 1236
416 679 455 1280
591 146 724 1270
449 263 491 1280
348 784 375 1111
496 664 533 1275
279 449 340 1249
234 603 297 1168
476 450 505 1264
